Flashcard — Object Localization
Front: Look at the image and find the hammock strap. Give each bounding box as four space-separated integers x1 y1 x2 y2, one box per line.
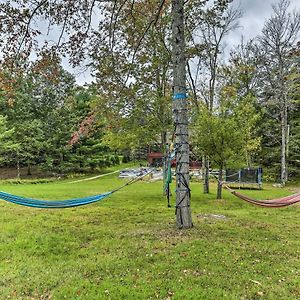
110 170 153 194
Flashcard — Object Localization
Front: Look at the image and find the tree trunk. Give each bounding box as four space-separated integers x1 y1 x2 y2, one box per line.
217 168 223 200
27 164 32 176
286 124 290 158
246 150 252 168
163 153 167 194
161 131 167 154
16 154 20 179
60 152 64 164
203 155 210 193
281 100 288 185
209 69 216 112
172 0 192 229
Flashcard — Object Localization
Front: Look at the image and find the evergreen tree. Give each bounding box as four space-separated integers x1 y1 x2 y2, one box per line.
0 115 19 166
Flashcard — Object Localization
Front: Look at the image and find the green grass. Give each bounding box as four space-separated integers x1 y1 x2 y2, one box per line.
0 173 300 299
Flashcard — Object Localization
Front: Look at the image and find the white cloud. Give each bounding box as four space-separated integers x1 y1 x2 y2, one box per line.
227 0 300 47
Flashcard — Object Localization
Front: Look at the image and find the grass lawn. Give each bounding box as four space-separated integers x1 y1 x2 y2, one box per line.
1 171 300 299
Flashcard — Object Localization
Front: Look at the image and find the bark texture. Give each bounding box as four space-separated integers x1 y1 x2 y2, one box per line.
172 0 192 228
203 156 210 193
217 168 223 200
281 100 288 185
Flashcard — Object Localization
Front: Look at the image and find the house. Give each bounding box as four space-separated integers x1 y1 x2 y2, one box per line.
147 152 164 167
147 152 201 169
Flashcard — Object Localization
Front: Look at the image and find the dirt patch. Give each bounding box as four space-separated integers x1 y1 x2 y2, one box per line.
292 187 300 193
197 213 228 220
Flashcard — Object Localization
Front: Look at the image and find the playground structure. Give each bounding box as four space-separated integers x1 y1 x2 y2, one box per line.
225 167 263 189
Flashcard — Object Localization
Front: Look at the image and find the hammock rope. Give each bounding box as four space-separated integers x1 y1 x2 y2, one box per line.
0 170 152 209
69 169 121 184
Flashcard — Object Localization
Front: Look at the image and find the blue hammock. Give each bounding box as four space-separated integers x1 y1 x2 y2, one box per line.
0 191 112 209
0 169 153 209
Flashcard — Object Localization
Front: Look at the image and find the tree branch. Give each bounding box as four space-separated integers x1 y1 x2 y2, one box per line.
118 0 166 92
17 0 48 56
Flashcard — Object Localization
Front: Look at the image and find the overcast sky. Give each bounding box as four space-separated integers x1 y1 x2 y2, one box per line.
229 0 300 46
71 0 300 85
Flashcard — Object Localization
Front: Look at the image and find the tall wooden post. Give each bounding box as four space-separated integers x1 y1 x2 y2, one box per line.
172 0 193 228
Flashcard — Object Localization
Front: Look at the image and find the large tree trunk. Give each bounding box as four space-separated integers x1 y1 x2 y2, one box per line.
172 0 192 229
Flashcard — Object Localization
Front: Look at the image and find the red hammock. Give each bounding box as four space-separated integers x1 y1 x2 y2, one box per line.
224 184 300 208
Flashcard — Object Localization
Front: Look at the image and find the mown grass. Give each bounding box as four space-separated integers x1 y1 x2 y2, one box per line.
0 172 300 299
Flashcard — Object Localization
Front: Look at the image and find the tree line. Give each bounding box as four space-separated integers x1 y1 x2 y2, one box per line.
0 0 299 191
0 53 120 177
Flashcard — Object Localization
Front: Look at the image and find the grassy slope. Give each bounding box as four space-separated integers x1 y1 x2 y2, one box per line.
0 174 300 300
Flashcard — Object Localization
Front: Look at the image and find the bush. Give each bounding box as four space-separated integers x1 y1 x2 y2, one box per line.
122 155 131 163
110 155 120 165
0 178 56 185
